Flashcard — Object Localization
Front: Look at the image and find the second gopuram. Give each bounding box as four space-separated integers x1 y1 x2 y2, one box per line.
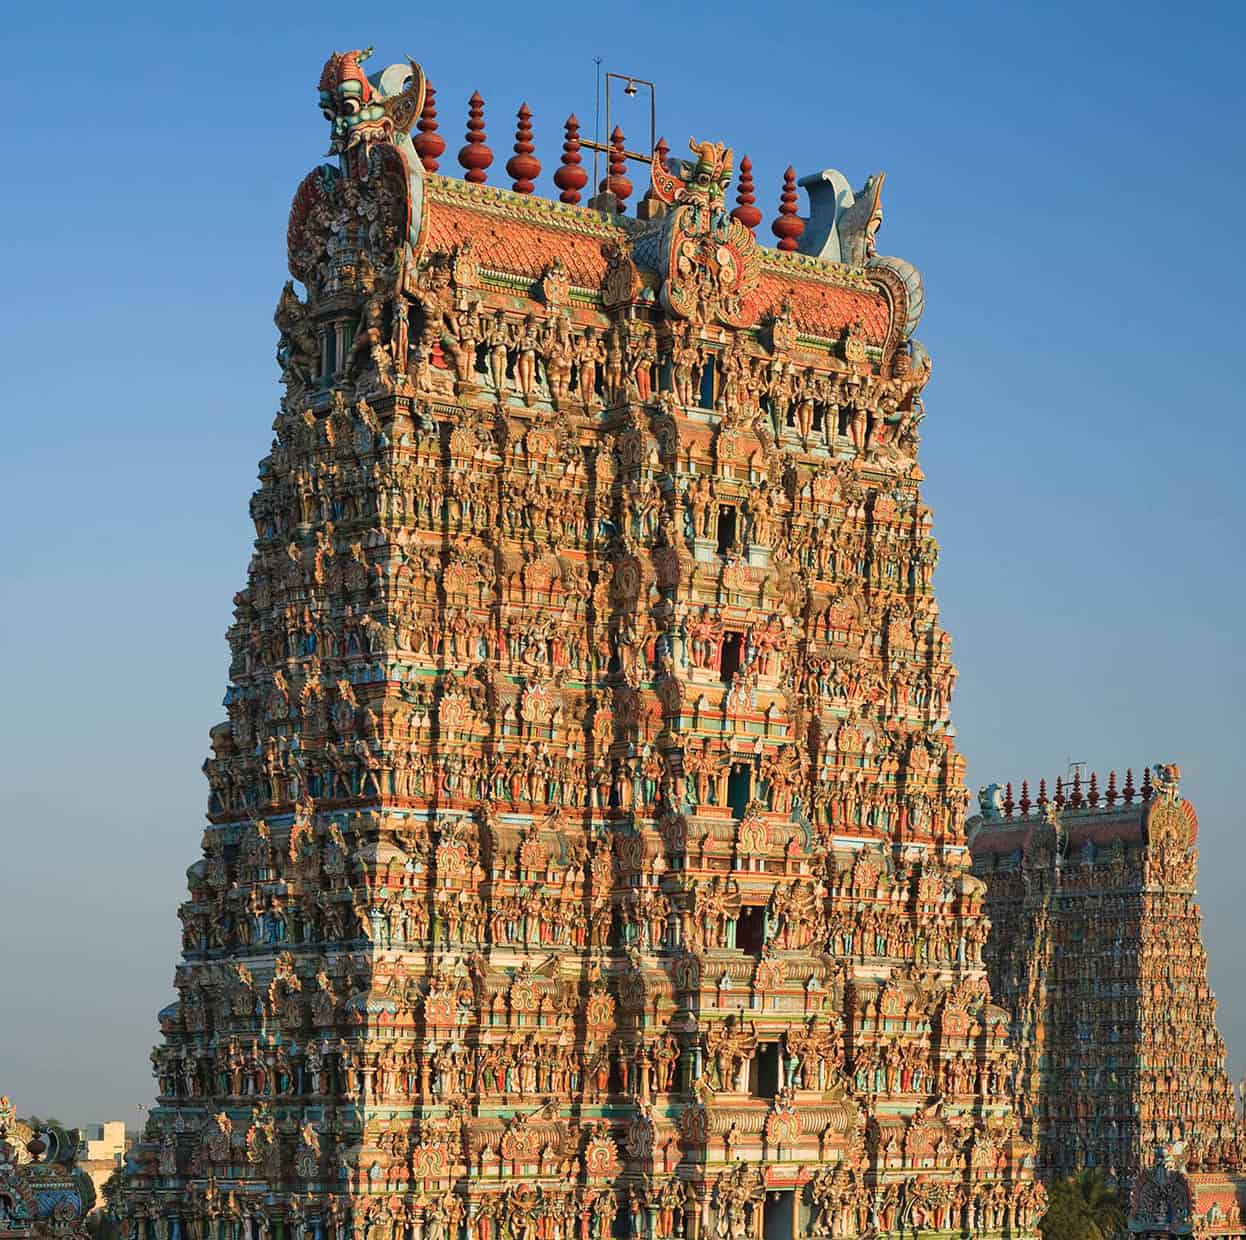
969 768 1240 1189
120 48 1044 1240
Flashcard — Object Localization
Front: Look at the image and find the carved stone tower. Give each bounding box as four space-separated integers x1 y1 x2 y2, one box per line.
120 47 1043 1240
969 767 1238 1189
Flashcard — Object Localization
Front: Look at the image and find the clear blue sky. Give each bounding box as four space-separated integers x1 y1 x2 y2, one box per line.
2 0 1243 1126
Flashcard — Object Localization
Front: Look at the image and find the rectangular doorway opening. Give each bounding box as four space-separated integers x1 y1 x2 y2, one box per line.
753 1042 780 1098
716 504 737 554
700 355 716 408
737 904 765 955
763 1191 794 1240
323 327 337 378
727 765 751 818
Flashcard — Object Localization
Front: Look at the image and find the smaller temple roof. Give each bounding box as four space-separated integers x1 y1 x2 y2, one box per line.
967 764 1197 860
0 1096 93 1239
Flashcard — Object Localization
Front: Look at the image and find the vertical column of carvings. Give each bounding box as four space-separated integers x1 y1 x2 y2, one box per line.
465 296 606 1225
370 241 630 1228
148 378 486 1229
601 363 693 1215
1134 832 1236 1175
140 255 618 1236
595 298 1044 1238
979 852 1055 1158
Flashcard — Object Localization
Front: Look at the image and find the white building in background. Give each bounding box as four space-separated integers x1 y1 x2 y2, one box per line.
78 1121 128 1202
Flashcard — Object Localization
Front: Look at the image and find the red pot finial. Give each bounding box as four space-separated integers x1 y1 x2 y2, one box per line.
600 125 632 212
1003 782 1015 819
1141 766 1153 802
553 113 589 204
1054 776 1065 810
731 154 762 232
1123 768 1136 804
772 166 804 252
458 90 493 184
507 102 541 195
1106 770 1118 806
1019 779 1032 817
1070 770 1083 809
414 79 445 173
1087 771 1099 808
1037 778 1048 809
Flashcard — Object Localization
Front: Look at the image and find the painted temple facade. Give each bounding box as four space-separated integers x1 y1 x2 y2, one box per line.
117 46 1048 1240
968 768 1239 1196
0 1100 93 1240
1128 1144 1246 1240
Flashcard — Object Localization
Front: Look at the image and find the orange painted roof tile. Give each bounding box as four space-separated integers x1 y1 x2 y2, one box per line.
424 183 893 344
750 270 890 343
427 198 612 289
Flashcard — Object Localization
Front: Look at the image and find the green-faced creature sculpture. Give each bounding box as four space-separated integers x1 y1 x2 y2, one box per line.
318 48 425 155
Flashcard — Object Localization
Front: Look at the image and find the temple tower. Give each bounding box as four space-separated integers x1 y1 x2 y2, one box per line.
120 47 1042 1240
969 767 1238 1188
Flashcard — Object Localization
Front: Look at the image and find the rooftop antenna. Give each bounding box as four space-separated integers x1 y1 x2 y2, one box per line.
593 56 603 198
583 67 659 170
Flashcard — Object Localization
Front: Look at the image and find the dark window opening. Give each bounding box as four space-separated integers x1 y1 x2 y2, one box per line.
763 1192 794 1240
720 632 743 682
700 355 716 408
324 328 337 378
737 904 765 955
837 408 850 437
752 1042 781 1098
716 505 737 554
812 405 824 432
728 766 751 819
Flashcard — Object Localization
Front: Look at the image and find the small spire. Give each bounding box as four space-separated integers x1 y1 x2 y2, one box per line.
601 125 632 212
458 90 493 184
1141 767 1153 802
1037 778 1048 809
414 79 445 173
1054 776 1065 810
1003 782 1015 819
553 114 588 205
636 136 671 220
1123 768 1136 804
1070 770 1083 810
771 166 804 252
1019 780 1032 817
653 135 670 178
1106 770 1118 806
1087 771 1099 808
731 154 762 232
506 103 541 195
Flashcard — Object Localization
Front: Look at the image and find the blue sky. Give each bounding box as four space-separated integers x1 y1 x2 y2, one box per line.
1 0 1243 1124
